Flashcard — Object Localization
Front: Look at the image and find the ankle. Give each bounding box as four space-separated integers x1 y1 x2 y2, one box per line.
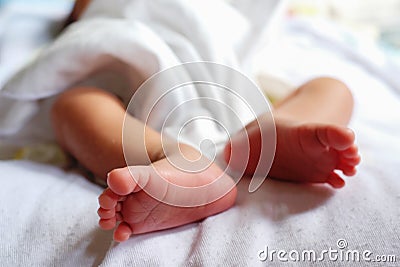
147 144 166 163
147 140 203 163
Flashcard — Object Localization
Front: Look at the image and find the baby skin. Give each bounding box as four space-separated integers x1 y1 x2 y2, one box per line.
98 149 238 242
51 77 360 242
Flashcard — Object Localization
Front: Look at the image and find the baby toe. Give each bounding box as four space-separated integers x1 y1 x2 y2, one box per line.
340 155 361 166
97 207 115 219
339 164 357 176
99 217 117 230
98 188 119 209
316 126 355 151
107 168 137 196
326 172 345 188
342 145 359 158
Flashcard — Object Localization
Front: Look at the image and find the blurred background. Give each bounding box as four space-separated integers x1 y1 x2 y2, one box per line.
1 0 398 60
287 0 400 63
0 0 399 67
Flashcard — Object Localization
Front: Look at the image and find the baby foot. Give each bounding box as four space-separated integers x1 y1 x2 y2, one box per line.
225 117 360 188
97 151 237 242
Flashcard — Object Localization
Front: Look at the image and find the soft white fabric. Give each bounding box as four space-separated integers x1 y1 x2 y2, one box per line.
0 0 283 149
0 1 399 267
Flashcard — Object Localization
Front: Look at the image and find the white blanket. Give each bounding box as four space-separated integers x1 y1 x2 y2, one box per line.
0 1 399 266
0 0 283 144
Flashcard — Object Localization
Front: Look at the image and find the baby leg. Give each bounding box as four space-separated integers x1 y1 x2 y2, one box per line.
51 86 237 241
273 77 354 125
51 86 164 179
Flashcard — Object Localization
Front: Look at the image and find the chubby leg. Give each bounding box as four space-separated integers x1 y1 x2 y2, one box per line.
225 77 360 188
51 87 163 179
51 86 237 241
273 77 354 125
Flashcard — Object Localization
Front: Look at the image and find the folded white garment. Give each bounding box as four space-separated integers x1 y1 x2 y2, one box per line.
0 0 285 152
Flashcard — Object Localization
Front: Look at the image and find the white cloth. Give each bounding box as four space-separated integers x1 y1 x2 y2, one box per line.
0 0 283 150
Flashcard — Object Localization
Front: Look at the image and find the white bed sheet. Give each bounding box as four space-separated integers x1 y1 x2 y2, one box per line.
1 2 399 267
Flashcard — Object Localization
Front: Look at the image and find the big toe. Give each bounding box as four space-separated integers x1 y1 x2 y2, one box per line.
107 168 137 195
318 126 355 151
